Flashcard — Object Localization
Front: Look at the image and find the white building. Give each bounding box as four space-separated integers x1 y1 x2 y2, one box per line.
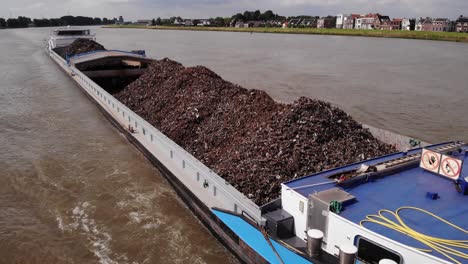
336 14 345 28
355 15 376 30
401 18 415 30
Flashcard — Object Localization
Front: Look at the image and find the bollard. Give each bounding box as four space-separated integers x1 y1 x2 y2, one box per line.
339 244 357 264
379 259 397 264
306 229 324 257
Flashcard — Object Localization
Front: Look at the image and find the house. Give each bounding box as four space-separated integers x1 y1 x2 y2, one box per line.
416 17 433 31
197 19 211 26
375 15 391 29
355 13 378 29
380 18 402 30
288 19 302 27
317 17 336 28
234 21 245 28
266 20 284 27
300 18 317 28
336 14 345 28
402 18 416 30
246 21 264 27
431 18 451 32
173 18 185 25
343 14 360 29
455 15 468 32
135 20 151 26
184 19 194 26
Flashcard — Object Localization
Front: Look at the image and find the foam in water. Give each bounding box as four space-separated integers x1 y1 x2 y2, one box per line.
56 202 125 264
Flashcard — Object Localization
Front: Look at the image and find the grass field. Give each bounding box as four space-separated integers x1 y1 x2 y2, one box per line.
104 24 468 43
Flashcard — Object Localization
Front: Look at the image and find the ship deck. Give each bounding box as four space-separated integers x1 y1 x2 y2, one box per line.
284 143 468 262
213 210 312 264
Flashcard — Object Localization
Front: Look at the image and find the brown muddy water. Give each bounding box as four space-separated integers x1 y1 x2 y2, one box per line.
0 26 467 264
0 28 237 264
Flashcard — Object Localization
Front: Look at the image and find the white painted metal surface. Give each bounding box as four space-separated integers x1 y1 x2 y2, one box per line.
48 28 95 49
281 184 310 240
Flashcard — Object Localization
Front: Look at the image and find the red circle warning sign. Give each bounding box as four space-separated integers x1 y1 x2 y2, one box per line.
420 149 441 173
440 156 462 179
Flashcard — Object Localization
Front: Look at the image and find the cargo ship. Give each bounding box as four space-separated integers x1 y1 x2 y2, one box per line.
47 28 468 264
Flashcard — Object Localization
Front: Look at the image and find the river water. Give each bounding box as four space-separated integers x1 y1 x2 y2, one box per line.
0 26 467 263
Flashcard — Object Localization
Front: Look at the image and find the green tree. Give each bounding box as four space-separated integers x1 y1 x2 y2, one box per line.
33 18 51 27
7 18 21 28
223 17 231 26
151 18 156 26
261 10 275 20
17 16 32 27
0 18 6 28
253 10 261 20
50 18 63 26
212 17 225 27
156 17 162 25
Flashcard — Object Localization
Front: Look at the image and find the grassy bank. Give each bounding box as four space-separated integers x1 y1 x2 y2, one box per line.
104 24 468 43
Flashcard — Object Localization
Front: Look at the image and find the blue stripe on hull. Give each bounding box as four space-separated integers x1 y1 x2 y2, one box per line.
213 210 312 264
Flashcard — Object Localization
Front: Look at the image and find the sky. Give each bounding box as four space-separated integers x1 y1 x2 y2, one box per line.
1 0 466 20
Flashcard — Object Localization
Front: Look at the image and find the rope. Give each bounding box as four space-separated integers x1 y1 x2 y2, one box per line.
360 206 468 264
260 228 285 264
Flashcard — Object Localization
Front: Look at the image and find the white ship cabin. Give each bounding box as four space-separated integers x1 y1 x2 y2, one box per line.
48 27 95 49
272 141 467 264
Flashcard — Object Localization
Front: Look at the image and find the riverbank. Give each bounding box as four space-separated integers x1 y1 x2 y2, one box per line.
104 24 468 43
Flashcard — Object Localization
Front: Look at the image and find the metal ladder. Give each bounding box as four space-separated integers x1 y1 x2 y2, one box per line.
378 141 465 169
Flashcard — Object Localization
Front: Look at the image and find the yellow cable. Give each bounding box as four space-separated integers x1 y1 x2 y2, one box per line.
360 206 468 264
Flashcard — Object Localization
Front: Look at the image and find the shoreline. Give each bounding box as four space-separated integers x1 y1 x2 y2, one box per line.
103 25 468 43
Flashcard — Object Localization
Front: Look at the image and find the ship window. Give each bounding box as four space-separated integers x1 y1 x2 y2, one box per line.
196 172 200 181
182 160 185 168
150 134 153 142
356 236 402 264
213 186 217 196
57 30 88 36
142 128 146 135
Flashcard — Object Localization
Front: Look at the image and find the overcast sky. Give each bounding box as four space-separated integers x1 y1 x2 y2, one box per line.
1 0 466 20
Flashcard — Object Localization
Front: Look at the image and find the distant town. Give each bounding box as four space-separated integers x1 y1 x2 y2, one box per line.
1 10 467 33
124 10 468 33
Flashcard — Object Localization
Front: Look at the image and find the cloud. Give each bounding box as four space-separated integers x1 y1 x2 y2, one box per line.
0 0 466 20
28 2 46 9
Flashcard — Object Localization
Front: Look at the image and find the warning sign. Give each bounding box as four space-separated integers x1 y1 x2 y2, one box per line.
420 149 442 173
439 155 463 179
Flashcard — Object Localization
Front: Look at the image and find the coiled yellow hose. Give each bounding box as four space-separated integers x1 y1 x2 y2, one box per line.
359 206 468 264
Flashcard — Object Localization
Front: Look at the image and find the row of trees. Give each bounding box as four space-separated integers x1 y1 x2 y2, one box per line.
0 16 118 28
231 10 285 22
0 16 32 28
